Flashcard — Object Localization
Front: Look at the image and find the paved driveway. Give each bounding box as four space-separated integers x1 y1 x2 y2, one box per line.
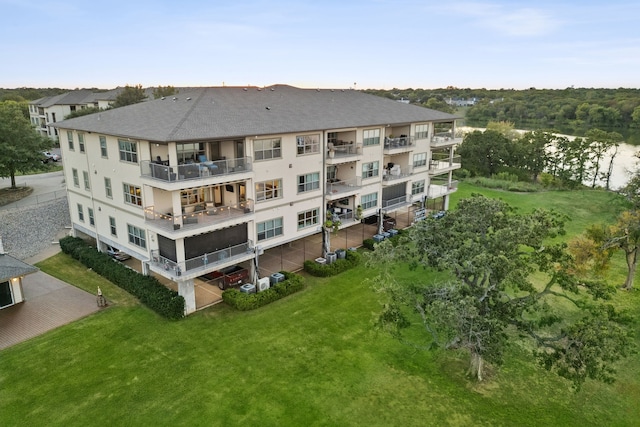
0 269 100 351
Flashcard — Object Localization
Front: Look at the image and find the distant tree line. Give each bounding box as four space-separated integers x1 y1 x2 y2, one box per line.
364 87 640 135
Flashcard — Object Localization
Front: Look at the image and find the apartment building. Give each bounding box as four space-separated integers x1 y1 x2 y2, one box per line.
54 85 461 314
29 88 123 139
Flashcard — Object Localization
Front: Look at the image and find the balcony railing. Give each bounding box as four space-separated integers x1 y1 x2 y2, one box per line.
431 133 463 147
150 241 254 278
327 142 362 160
383 165 413 182
384 136 414 150
427 180 459 199
382 194 411 210
144 199 254 232
326 177 362 196
141 156 253 183
429 155 461 173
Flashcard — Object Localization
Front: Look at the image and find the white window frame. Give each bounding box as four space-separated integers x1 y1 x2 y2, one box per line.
109 216 117 236
67 131 74 150
362 161 379 178
99 136 108 158
254 138 281 161
413 152 427 168
296 134 320 155
77 204 84 222
361 192 378 210
412 180 425 195
72 168 79 187
127 224 146 249
83 171 90 190
297 172 320 193
88 208 95 226
78 133 85 153
363 129 380 146
123 183 142 207
297 208 319 229
104 177 113 199
118 139 138 163
256 179 282 202
257 217 283 241
415 124 429 140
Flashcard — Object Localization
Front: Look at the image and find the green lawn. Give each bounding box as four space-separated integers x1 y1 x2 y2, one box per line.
1 184 639 426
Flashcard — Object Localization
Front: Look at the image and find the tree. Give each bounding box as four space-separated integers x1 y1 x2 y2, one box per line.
153 85 177 99
0 101 51 188
112 84 147 108
457 130 512 177
585 129 622 189
514 130 554 182
372 195 631 389
604 210 640 290
64 106 103 120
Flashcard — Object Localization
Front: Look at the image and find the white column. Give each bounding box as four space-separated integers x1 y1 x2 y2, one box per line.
178 278 196 315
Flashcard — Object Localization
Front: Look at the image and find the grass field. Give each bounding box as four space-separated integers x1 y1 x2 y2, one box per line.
1 183 639 426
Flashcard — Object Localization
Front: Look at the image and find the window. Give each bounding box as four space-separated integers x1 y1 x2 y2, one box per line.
363 129 380 146
362 161 379 178
254 138 281 161
99 136 108 158
127 224 146 249
104 177 112 198
361 192 378 210
176 142 204 163
326 165 337 181
298 208 319 229
413 153 427 167
257 217 283 241
67 131 74 150
72 168 79 187
255 179 282 202
118 139 138 163
88 208 95 226
79 133 85 153
298 172 320 193
415 124 429 140
412 180 425 195
123 183 142 206
83 171 90 190
109 216 117 236
296 134 320 155
77 204 84 222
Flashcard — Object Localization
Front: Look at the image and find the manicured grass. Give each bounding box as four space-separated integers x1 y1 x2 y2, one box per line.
1 184 639 426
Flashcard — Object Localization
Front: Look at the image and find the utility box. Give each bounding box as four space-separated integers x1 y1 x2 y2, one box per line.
240 283 256 294
326 252 337 264
270 272 285 285
373 234 385 243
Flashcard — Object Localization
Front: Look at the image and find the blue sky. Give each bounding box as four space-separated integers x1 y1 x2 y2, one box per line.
2 0 639 89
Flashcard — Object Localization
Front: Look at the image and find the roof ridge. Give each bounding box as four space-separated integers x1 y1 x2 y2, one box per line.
167 89 207 141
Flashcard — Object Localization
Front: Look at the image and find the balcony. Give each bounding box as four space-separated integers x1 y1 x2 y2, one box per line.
431 132 463 148
382 194 412 211
383 136 414 153
427 179 458 199
326 142 362 163
149 241 255 280
326 177 362 198
144 199 254 234
141 156 253 185
429 155 461 175
382 165 413 184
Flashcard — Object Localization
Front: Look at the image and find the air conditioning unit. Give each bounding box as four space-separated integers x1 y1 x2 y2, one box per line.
257 277 270 292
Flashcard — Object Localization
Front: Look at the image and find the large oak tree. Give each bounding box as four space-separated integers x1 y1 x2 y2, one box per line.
372 195 631 389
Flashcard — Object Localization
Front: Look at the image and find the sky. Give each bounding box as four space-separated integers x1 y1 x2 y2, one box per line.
2 0 639 90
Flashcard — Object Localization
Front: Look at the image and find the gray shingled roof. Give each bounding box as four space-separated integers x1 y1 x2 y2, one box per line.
0 254 38 282
31 89 95 108
53 85 459 142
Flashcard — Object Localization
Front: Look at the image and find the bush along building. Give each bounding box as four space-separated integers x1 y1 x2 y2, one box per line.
53 85 461 314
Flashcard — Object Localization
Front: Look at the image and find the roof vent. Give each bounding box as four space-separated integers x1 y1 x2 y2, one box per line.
243 88 248 91
161 96 165 100
186 97 192 101
265 107 271 110
257 88 262 91
172 97 177 101
270 88 275 91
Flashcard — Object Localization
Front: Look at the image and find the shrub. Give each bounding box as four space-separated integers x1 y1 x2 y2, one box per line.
363 238 376 250
303 250 362 277
59 236 184 319
222 271 304 311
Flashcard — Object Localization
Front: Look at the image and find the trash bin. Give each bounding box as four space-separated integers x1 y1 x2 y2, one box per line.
336 249 346 259
326 252 337 264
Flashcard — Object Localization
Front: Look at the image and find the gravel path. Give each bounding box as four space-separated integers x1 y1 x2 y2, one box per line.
0 198 70 260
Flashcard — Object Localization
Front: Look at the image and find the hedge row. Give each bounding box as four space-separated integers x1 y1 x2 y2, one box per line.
222 271 304 311
59 236 185 319
303 249 362 277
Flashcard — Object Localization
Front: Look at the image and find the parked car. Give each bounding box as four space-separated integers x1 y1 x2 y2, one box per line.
105 246 131 261
42 151 61 163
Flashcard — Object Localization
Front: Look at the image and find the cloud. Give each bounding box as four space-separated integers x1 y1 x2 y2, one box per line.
443 2 560 37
